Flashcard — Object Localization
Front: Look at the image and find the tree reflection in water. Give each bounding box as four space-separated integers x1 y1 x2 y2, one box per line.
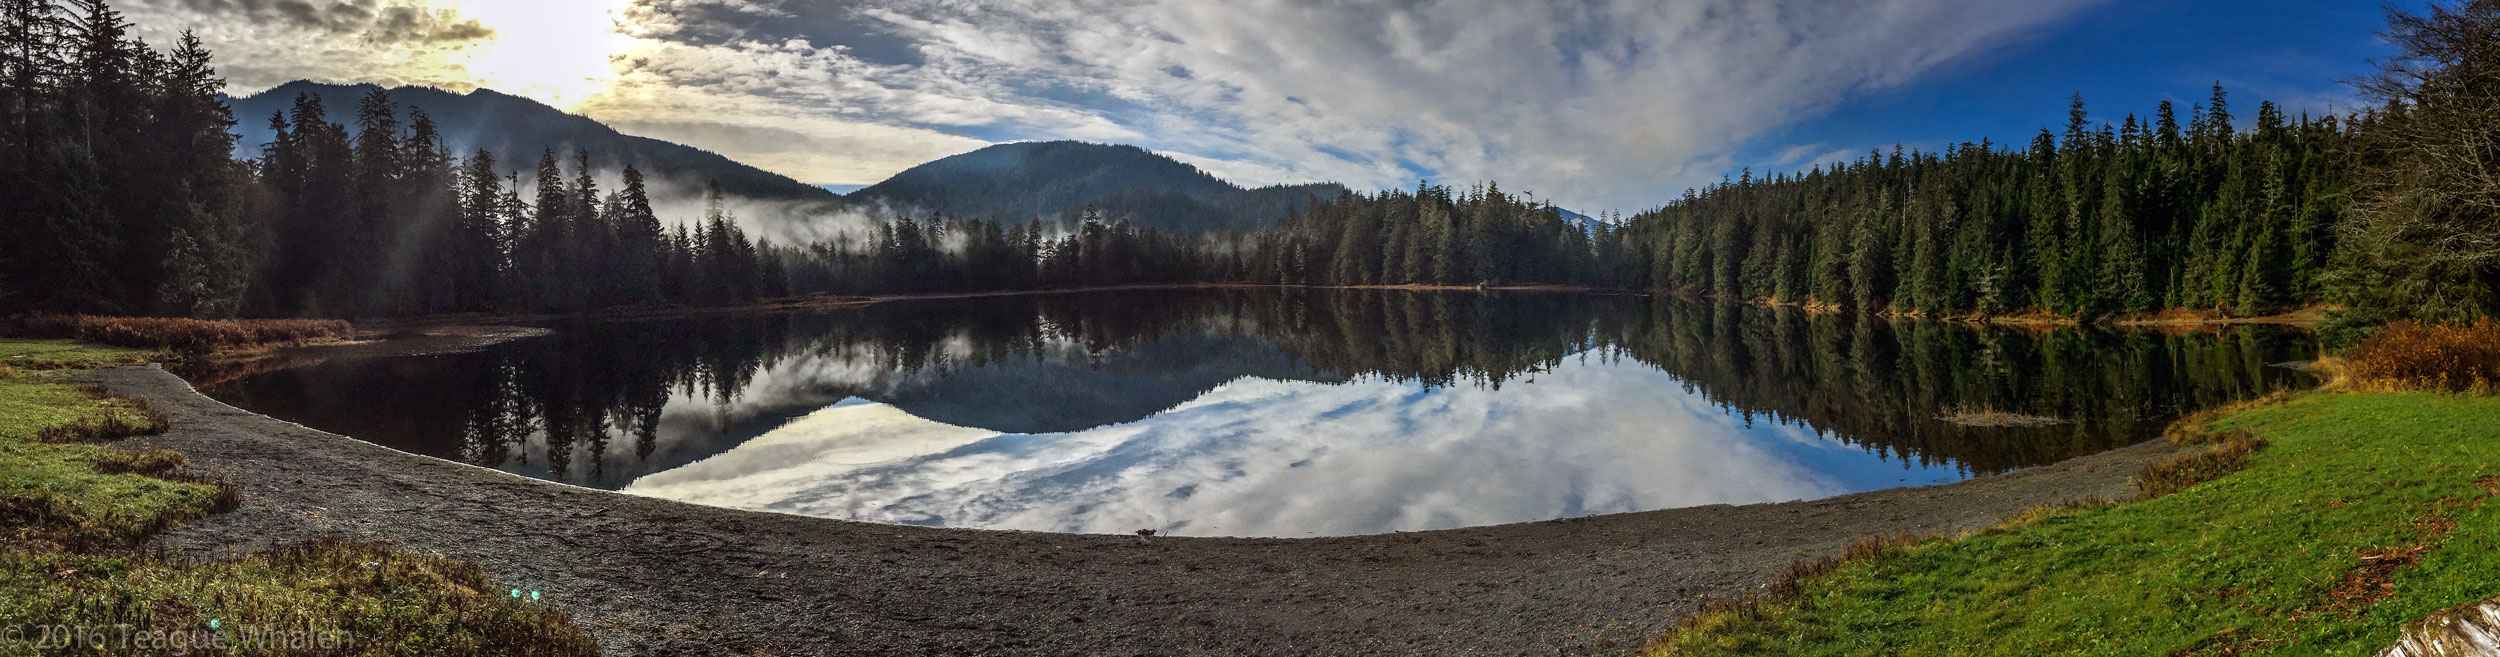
196 290 2313 499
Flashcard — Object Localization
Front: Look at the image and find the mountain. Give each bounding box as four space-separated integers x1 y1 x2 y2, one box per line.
227 81 840 206
1555 208 1612 234
229 85 1339 236
848 141 1347 233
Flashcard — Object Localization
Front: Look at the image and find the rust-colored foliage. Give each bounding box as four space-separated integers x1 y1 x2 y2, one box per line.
2346 319 2500 392
8 315 352 353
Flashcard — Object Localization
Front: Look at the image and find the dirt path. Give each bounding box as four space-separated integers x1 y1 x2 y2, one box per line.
76 365 2177 656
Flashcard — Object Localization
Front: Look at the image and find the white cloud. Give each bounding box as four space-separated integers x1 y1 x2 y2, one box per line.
130 0 2104 211
737 0 2105 210
121 0 498 92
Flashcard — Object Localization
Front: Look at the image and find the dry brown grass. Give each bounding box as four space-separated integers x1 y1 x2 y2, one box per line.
2136 389 2301 499
2139 429 2269 498
7 315 353 354
2163 390 2296 446
2345 319 2500 393
1937 406 2065 427
1765 532 1935 600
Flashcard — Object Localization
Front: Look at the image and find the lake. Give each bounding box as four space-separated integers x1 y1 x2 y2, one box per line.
189 289 2316 537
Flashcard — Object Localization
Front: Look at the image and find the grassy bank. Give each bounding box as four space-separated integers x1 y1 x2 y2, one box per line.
0 340 152 372
0 338 595 655
1645 389 2500 655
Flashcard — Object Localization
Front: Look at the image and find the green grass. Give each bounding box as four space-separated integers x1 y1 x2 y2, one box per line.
1648 391 2500 656
0 375 213 550
0 340 151 372
0 339 596 655
0 541 597 656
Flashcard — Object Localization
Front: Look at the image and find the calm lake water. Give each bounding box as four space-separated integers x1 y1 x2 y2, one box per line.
190 290 2316 537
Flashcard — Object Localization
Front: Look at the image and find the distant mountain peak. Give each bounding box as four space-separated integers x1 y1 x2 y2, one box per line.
851 140 1346 233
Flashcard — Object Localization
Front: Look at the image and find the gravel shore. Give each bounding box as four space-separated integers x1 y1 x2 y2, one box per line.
77 364 2177 656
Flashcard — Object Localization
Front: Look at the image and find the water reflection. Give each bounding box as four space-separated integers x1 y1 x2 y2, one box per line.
194 290 2316 536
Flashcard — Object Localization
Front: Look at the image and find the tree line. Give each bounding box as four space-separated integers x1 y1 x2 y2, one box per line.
795 207 1218 295
6 0 2497 330
1249 89 2348 320
1625 89 2349 318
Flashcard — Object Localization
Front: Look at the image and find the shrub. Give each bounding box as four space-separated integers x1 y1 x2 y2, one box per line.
6 315 353 353
2345 319 2500 392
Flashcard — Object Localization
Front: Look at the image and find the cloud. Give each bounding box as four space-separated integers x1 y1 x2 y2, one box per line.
368 5 493 43
123 0 497 92
167 0 492 43
594 0 2102 210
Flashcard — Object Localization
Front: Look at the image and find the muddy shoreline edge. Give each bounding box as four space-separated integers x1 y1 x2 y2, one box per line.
77 364 2179 656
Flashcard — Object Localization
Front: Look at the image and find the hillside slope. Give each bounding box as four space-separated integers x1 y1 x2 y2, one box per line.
851 141 1346 233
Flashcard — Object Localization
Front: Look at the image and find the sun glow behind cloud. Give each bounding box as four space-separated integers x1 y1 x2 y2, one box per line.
450 0 637 110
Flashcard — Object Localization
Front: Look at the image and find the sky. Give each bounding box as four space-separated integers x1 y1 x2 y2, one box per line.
122 0 2417 213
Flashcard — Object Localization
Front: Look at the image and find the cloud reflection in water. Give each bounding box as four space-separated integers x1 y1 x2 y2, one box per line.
625 357 1958 537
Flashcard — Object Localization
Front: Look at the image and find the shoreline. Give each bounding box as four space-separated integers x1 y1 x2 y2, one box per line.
338 284 2326 337
79 364 2180 656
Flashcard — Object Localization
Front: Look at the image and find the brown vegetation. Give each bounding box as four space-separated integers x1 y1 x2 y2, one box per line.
2139 429 2269 498
2138 390 2292 498
7 315 353 353
2162 390 2297 446
1936 407 2065 428
2345 319 2500 392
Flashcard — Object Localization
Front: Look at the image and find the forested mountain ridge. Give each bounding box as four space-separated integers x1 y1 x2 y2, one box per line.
229 81 840 205
1620 91 2349 319
848 141 1348 233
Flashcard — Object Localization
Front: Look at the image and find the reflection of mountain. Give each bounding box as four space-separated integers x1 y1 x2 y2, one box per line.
875 334 1340 434
626 400 999 501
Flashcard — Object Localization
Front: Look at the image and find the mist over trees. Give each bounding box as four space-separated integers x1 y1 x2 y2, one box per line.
796 207 1223 295
0 0 786 317
255 90 794 317
5 0 2498 331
